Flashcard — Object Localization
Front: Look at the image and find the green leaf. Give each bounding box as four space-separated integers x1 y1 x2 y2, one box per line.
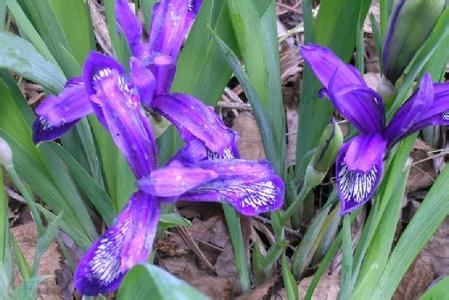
226 1 286 177
117 264 209 300
372 162 449 299
6 0 58 66
419 275 449 300
0 170 8 266
0 32 65 92
31 212 63 277
47 0 95 64
281 254 298 300
48 142 116 226
159 213 192 229
10 277 42 300
223 204 250 292
211 31 280 176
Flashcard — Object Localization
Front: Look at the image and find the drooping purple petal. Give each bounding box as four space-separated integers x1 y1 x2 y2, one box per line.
137 166 218 197
301 45 385 134
90 71 157 177
337 134 387 214
385 77 449 145
166 160 284 216
83 52 127 127
32 80 92 143
146 0 202 59
152 93 235 155
146 54 176 96
75 192 159 296
130 57 156 105
115 0 143 56
384 73 434 145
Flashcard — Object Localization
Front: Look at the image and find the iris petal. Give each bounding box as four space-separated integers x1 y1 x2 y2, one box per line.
115 0 143 56
75 192 159 296
152 93 235 155
301 45 384 134
384 73 434 145
90 71 157 178
32 80 91 143
337 135 386 214
146 0 201 59
179 160 284 216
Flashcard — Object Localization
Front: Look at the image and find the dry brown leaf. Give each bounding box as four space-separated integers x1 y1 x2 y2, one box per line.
232 112 266 160
407 148 436 193
12 223 62 300
236 277 277 300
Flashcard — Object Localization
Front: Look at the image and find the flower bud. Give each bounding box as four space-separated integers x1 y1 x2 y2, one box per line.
0 138 12 169
383 0 446 83
305 120 343 187
377 76 396 105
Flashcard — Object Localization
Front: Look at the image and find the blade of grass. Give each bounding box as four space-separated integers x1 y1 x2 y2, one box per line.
372 161 449 299
0 32 65 93
281 253 299 300
223 205 250 292
0 170 8 265
338 216 353 300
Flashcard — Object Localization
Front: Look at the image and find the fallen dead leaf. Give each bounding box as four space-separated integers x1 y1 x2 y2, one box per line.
274 273 340 300
232 112 266 160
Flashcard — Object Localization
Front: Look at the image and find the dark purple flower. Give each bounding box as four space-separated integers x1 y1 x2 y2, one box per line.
301 44 449 214
31 1 284 295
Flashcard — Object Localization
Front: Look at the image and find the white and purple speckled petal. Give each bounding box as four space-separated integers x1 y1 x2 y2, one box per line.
179 160 284 216
32 80 92 143
75 192 159 296
336 134 386 214
90 71 157 178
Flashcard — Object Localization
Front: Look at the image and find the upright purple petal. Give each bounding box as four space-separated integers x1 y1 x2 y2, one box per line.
90 71 157 177
146 54 176 95
130 57 156 105
157 160 284 216
75 192 159 296
146 0 202 59
152 93 235 155
33 80 92 143
83 52 126 127
115 0 143 56
327 75 385 134
301 45 385 134
384 73 434 145
385 77 449 145
337 134 387 214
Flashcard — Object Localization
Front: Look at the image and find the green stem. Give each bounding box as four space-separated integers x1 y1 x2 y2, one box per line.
282 184 312 226
339 216 353 300
222 204 251 292
6 165 44 236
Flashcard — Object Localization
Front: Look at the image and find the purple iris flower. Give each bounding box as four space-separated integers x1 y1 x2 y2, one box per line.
31 0 284 295
301 44 449 214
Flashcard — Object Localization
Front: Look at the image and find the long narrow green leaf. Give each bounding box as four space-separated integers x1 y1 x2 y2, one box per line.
117 264 208 300
226 0 285 177
281 254 298 300
372 162 449 299
419 275 449 300
0 171 8 265
223 205 250 292
31 212 63 277
49 142 116 226
6 0 58 66
211 31 280 175
0 32 65 92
